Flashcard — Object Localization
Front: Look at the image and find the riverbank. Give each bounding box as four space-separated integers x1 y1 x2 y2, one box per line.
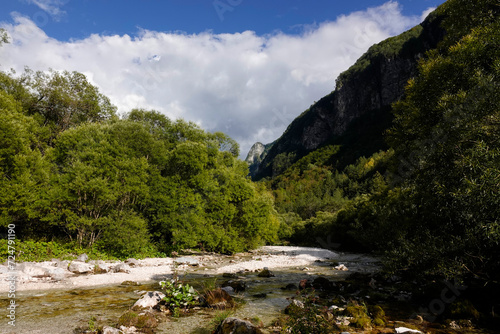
2 246 497 333
0 246 379 293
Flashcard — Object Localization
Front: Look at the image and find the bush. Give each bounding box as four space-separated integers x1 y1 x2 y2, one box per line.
0 239 119 263
97 210 153 259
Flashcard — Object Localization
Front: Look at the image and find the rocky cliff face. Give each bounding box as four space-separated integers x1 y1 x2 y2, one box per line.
245 142 265 165
249 12 445 180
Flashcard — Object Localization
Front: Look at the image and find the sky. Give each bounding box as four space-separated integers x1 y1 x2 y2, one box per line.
0 0 445 158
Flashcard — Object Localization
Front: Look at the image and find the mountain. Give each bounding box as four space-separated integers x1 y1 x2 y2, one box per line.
245 141 275 176
248 10 445 180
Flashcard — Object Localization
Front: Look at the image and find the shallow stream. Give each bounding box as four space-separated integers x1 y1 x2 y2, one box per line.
1 253 378 334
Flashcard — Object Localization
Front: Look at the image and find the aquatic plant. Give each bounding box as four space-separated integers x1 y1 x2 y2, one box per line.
159 279 199 312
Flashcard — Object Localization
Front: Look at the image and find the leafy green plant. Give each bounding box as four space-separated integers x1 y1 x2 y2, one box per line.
159 279 199 313
88 316 97 332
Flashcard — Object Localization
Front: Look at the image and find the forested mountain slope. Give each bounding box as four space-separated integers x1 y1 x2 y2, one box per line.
249 7 446 180
261 0 499 286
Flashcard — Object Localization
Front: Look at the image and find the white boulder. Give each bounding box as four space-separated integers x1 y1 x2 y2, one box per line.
133 291 165 309
68 261 94 274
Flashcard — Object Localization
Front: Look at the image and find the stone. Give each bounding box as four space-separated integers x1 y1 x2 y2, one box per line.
222 280 246 292
121 280 140 286
252 293 267 298
221 286 234 295
312 276 335 290
120 325 138 333
0 265 8 274
336 316 352 326
55 260 71 268
68 261 94 274
94 263 112 274
133 291 165 309
245 142 265 165
449 321 460 330
102 326 121 334
77 253 89 262
257 269 274 278
329 305 345 312
125 258 140 267
222 272 238 278
395 327 423 334
215 317 263 334
113 263 131 273
281 283 298 291
46 267 70 281
173 257 199 266
335 264 349 271
21 264 49 278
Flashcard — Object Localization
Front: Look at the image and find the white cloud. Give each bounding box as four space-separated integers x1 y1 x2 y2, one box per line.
23 0 67 18
0 2 424 158
421 7 437 22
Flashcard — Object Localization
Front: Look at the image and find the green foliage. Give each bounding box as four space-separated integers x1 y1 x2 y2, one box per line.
382 17 500 279
159 279 199 311
21 68 117 134
0 68 276 260
269 149 391 248
0 90 50 236
272 152 296 176
259 0 499 286
45 121 152 249
0 239 117 262
336 24 424 88
433 0 499 51
138 111 279 254
88 316 97 332
96 210 152 258
280 293 338 334
345 303 372 329
0 28 8 45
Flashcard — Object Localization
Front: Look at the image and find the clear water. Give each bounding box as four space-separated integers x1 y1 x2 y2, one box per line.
5 253 491 334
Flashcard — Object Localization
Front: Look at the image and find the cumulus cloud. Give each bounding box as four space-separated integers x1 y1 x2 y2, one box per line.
0 2 426 157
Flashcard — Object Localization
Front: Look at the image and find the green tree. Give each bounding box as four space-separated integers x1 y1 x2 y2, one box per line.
45 121 152 250
19 69 116 138
0 90 50 235
126 111 278 254
385 18 500 279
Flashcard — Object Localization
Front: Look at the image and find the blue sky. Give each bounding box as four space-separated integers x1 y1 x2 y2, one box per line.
0 0 446 157
1 0 443 39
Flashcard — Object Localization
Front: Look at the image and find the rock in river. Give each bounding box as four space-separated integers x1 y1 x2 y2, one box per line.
102 326 121 334
133 291 166 309
215 317 263 334
257 268 274 278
